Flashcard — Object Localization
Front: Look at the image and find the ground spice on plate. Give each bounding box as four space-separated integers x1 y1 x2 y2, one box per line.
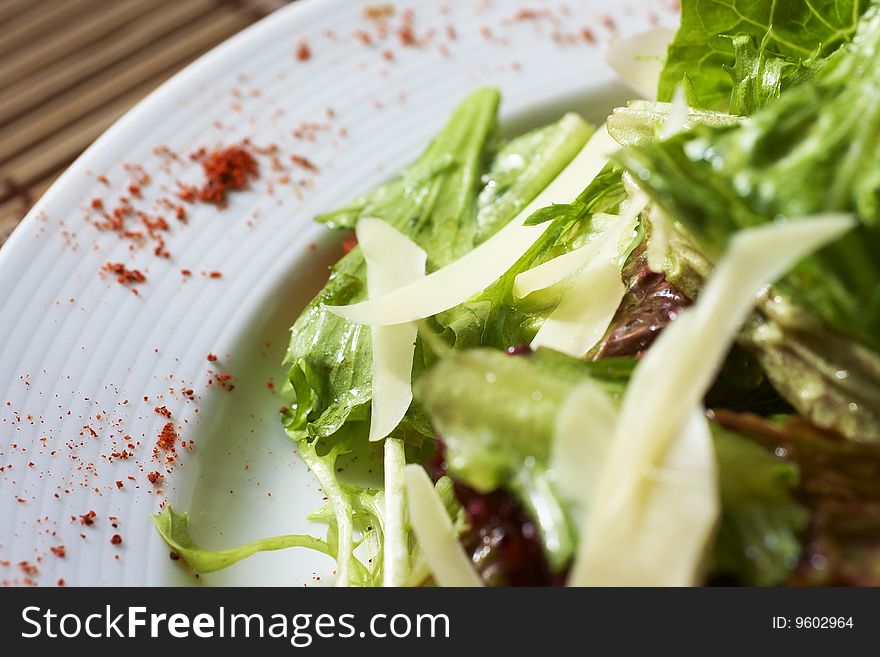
180 144 259 209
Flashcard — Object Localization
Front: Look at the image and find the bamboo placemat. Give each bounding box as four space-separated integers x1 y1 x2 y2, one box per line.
0 0 291 246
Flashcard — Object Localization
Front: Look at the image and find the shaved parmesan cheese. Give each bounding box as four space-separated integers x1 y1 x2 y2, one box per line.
645 205 671 273
328 126 619 326
605 27 677 100
645 86 688 273
357 217 426 442
660 85 689 139
551 380 618 511
530 262 625 358
513 193 646 300
370 322 419 441
517 189 644 357
570 408 718 586
572 214 854 586
405 465 483 587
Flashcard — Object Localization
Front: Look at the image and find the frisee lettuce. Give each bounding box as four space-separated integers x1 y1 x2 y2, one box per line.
152 506 331 574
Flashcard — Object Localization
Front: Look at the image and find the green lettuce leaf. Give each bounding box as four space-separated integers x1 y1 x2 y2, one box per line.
709 423 808 586
292 437 386 586
155 436 388 586
726 34 794 115
476 113 593 243
659 0 867 111
416 347 632 492
152 506 331 574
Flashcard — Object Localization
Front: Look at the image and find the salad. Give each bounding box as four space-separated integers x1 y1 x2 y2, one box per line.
155 0 880 587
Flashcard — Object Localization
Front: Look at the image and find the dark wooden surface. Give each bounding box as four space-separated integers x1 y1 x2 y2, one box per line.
0 0 291 246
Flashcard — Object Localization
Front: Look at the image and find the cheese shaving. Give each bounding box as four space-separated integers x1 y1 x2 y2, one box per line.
570 408 718 586
646 86 689 272
357 216 426 442
328 126 619 326
405 465 483 587
513 193 645 300
530 262 625 358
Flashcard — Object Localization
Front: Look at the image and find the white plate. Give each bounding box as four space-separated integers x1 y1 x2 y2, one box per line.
0 0 677 586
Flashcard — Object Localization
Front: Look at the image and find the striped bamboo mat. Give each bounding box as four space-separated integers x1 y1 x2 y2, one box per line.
0 0 291 246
